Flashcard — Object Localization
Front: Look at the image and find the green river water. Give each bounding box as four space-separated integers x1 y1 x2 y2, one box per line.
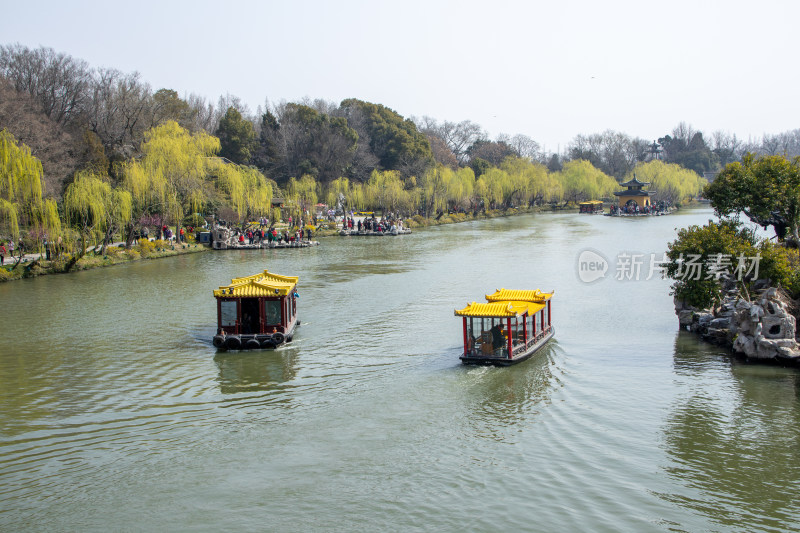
1 207 799 532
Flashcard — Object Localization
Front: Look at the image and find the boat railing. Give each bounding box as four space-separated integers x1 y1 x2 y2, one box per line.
467 325 552 358
512 325 553 356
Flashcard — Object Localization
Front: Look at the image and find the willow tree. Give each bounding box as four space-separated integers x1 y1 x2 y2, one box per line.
64 171 111 257
32 198 62 257
626 160 704 205
448 167 475 211
364 170 412 215
557 160 617 203
64 171 132 257
418 165 454 217
0 129 44 241
212 161 273 222
326 177 352 214
501 156 552 206
122 121 219 243
479 168 511 208
285 175 318 223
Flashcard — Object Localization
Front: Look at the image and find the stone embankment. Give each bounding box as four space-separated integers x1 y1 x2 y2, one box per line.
676 283 800 363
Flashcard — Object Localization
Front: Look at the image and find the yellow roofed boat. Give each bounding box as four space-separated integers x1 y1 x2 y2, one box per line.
212 270 300 351
578 200 604 213
455 288 554 365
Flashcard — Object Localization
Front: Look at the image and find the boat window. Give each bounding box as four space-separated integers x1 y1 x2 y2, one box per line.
220 300 237 326
264 299 282 325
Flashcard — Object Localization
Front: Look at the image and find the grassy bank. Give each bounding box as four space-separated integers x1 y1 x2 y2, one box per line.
0 239 207 282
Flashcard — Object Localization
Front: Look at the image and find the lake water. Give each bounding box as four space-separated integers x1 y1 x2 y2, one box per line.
1 207 799 532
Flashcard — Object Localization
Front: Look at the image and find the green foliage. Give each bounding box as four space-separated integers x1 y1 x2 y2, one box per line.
665 220 757 308
556 160 617 203
216 107 257 164
152 89 193 126
365 170 412 214
705 153 800 241
0 129 44 239
659 129 718 175
665 219 800 309
340 99 433 172
136 237 155 256
757 241 800 296
470 157 490 178
212 161 272 221
122 120 220 230
625 160 705 204
64 171 118 256
285 175 318 220
281 103 358 182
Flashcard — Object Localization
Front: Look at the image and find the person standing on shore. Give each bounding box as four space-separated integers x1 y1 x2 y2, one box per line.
0 242 5 265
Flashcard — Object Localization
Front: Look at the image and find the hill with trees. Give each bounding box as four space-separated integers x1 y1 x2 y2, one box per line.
0 43 741 264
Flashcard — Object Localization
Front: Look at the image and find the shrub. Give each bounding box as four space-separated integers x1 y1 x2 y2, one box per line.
136 238 156 256
758 241 800 297
666 219 800 308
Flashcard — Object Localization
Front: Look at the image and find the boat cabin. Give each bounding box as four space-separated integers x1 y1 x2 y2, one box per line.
212 270 299 350
456 289 554 365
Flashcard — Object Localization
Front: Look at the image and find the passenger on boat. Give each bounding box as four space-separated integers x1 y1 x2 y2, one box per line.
491 324 505 349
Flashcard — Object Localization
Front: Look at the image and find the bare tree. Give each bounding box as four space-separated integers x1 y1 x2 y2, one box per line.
185 93 217 133
671 122 697 146
416 118 483 165
761 134 781 156
567 130 646 178
710 131 743 167
86 68 152 158
508 133 542 161
0 44 93 126
0 76 80 194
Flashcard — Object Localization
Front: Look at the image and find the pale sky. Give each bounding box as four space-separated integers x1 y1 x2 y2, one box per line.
2 0 798 151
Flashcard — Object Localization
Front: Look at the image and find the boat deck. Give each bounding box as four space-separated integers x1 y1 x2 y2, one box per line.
460 327 554 366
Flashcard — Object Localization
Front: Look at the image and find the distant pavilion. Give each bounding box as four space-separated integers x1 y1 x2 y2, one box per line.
613 176 652 208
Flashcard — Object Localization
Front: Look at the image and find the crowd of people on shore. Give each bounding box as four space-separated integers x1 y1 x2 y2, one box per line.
341 213 406 234
609 201 672 216
231 224 314 245
0 239 27 265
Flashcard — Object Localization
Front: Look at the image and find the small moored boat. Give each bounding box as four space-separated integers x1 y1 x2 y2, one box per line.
212 270 299 351
578 200 604 214
455 288 554 365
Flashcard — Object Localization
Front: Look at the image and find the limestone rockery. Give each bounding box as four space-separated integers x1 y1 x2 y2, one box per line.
676 284 800 363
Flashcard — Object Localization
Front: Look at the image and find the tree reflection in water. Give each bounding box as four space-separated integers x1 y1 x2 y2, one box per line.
660 331 800 530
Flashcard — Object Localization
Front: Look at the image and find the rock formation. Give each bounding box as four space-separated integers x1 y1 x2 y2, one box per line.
675 283 800 363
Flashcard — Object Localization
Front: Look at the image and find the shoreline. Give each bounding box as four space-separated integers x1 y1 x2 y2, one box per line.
1 202 693 282
0 241 207 282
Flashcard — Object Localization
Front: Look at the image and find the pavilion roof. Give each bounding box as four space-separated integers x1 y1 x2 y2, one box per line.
485 288 554 303
619 176 650 187
213 270 298 298
455 300 545 318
